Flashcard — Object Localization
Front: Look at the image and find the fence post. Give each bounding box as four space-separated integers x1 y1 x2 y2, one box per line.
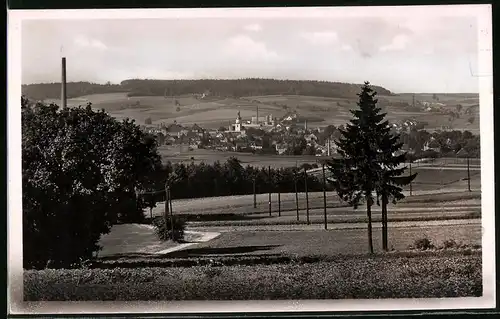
304 167 310 225
322 163 327 230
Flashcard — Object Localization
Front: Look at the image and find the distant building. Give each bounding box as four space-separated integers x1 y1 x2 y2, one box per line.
229 112 244 133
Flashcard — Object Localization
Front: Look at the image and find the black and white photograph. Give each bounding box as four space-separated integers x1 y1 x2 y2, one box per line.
7 4 495 314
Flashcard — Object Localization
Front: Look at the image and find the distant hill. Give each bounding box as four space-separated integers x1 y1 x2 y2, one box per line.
21 81 127 101
22 78 393 101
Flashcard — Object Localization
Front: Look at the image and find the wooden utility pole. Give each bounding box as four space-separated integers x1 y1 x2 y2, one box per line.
277 171 281 217
322 163 327 230
409 160 413 196
294 167 299 221
268 166 272 217
164 182 169 227
467 156 471 192
169 187 173 217
304 167 310 225
253 177 257 208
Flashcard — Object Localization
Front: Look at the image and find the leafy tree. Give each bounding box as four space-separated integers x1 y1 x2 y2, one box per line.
22 97 161 269
327 82 416 254
302 144 316 155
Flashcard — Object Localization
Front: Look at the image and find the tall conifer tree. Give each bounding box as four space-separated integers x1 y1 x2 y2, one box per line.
327 82 416 253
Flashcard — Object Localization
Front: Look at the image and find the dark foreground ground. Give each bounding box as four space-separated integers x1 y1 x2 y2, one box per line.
24 252 481 300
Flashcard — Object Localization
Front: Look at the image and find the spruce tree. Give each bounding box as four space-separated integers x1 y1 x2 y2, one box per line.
375 125 417 251
327 81 416 253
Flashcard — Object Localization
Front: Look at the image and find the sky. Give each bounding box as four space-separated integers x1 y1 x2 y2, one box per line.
20 6 483 93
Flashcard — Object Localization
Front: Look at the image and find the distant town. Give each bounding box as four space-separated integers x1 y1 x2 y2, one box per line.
140 108 480 159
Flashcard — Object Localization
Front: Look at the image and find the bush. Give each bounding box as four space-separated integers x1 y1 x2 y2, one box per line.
152 216 186 242
412 237 435 250
442 239 459 249
145 117 152 125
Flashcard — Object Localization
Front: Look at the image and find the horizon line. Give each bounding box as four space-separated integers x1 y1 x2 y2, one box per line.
20 78 480 95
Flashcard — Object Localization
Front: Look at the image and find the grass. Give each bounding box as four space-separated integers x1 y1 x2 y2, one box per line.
183 224 481 257
185 211 481 227
24 254 482 300
147 190 481 218
159 146 323 168
51 92 480 131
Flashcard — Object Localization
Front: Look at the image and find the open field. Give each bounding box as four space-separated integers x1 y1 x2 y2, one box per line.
159 145 482 172
176 222 481 257
24 253 482 300
145 190 481 219
46 92 480 132
159 146 323 167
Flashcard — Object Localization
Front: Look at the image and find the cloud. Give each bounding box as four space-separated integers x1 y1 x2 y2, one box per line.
340 44 353 52
224 35 279 61
244 23 262 32
124 68 196 80
300 31 339 45
73 35 108 50
379 34 411 52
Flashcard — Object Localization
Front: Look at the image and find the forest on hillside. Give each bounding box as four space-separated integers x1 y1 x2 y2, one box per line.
21 81 127 101
22 78 393 101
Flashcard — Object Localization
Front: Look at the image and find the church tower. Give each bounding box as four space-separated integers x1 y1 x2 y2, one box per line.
234 111 242 132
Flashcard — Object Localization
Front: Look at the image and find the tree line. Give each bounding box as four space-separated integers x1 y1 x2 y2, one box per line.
141 158 325 206
400 129 480 159
21 81 126 101
22 78 393 101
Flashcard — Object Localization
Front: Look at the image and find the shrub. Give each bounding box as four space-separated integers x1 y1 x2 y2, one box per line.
442 239 459 249
412 237 435 250
144 117 152 125
152 216 186 242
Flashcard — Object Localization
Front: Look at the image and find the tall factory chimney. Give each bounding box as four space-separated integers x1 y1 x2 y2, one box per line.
61 57 67 108
256 105 259 125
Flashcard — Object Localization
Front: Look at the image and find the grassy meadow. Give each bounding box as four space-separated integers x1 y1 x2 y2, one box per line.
45 92 480 132
24 253 482 300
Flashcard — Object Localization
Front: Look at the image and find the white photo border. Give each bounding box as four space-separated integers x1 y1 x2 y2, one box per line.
7 4 495 314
